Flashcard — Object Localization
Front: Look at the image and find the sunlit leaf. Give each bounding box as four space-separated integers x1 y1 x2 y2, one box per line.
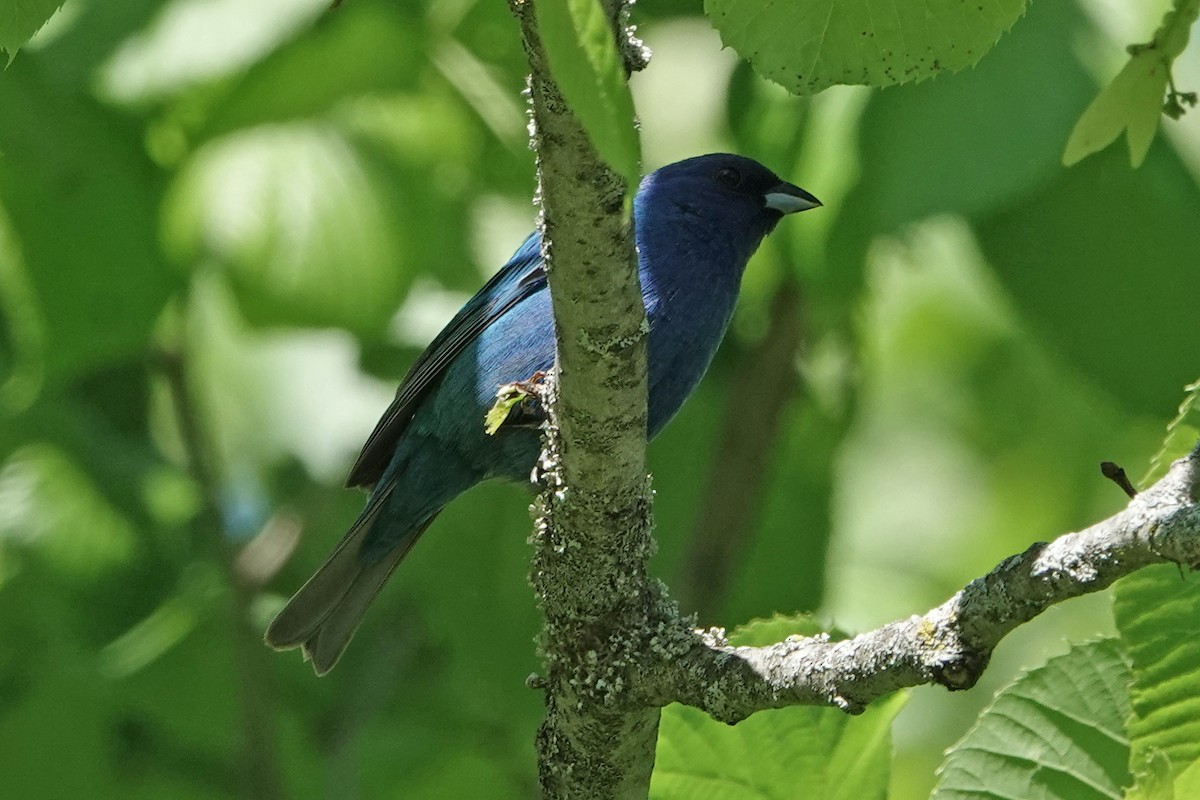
1174 757 1200 799
536 0 640 185
1063 53 1169 168
1063 0 1199 168
196 1 421 140
932 639 1132 800
0 0 66 60
705 0 1028 95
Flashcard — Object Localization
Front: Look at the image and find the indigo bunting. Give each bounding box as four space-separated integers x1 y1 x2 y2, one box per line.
266 154 820 673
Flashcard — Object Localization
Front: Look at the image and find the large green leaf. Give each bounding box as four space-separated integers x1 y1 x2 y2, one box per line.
704 0 1027 95
1114 566 1200 797
535 0 640 185
1175 758 1200 799
932 639 1132 800
651 615 906 800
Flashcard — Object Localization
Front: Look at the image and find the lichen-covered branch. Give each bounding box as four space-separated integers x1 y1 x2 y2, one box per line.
644 443 1200 723
510 1 660 797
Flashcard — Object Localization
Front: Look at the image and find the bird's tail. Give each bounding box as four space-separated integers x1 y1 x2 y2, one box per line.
264 485 432 675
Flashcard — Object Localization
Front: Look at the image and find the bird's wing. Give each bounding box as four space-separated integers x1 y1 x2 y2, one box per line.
345 232 547 489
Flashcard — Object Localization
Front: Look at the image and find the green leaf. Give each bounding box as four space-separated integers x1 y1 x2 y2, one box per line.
535 0 640 186
1063 0 1200 168
1062 53 1169 168
164 123 412 334
1114 566 1200 795
1143 379 1200 484
704 0 1028 95
651 614 905 800
0 0 66 60
932 639 1132 800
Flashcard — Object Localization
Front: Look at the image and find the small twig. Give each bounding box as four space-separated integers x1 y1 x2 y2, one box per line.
1101 460 1138 498
679 279 807 617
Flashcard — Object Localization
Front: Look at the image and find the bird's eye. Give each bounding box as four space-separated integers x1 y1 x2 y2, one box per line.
714 167 741 188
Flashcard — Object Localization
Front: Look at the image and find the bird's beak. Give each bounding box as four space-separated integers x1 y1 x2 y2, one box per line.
764 182 822 214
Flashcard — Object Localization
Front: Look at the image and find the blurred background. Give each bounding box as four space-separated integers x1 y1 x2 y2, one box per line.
1 0 1198 797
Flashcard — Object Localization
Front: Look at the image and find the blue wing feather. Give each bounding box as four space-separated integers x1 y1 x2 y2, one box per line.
346 232 546 488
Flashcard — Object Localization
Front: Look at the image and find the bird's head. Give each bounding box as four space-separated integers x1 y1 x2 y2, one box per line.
636 154 821 245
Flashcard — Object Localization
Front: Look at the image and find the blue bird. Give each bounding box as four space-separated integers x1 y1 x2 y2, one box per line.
265 154 820 673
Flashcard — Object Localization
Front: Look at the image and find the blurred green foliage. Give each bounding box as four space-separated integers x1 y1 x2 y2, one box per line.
0 1 1197 798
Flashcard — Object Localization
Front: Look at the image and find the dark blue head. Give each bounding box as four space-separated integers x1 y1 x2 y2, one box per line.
635 154 820 254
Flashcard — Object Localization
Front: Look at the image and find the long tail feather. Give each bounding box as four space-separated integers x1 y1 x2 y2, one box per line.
265 485 432 674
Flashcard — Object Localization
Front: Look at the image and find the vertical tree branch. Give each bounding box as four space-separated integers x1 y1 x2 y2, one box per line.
510 1 661 796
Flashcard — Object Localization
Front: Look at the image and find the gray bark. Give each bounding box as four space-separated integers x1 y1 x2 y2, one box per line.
511 1 660 797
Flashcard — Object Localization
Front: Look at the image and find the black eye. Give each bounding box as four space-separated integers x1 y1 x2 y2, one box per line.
714 167 741 187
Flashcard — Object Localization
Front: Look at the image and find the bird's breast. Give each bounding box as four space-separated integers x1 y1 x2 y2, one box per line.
643 269 741 437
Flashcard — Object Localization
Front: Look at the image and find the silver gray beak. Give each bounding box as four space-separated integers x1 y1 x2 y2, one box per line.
764 182 822 214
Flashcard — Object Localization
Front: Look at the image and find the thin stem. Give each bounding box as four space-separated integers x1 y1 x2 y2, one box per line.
157 308 285 800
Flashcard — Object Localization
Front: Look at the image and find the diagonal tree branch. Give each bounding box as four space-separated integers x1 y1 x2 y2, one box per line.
643 442 1200 723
